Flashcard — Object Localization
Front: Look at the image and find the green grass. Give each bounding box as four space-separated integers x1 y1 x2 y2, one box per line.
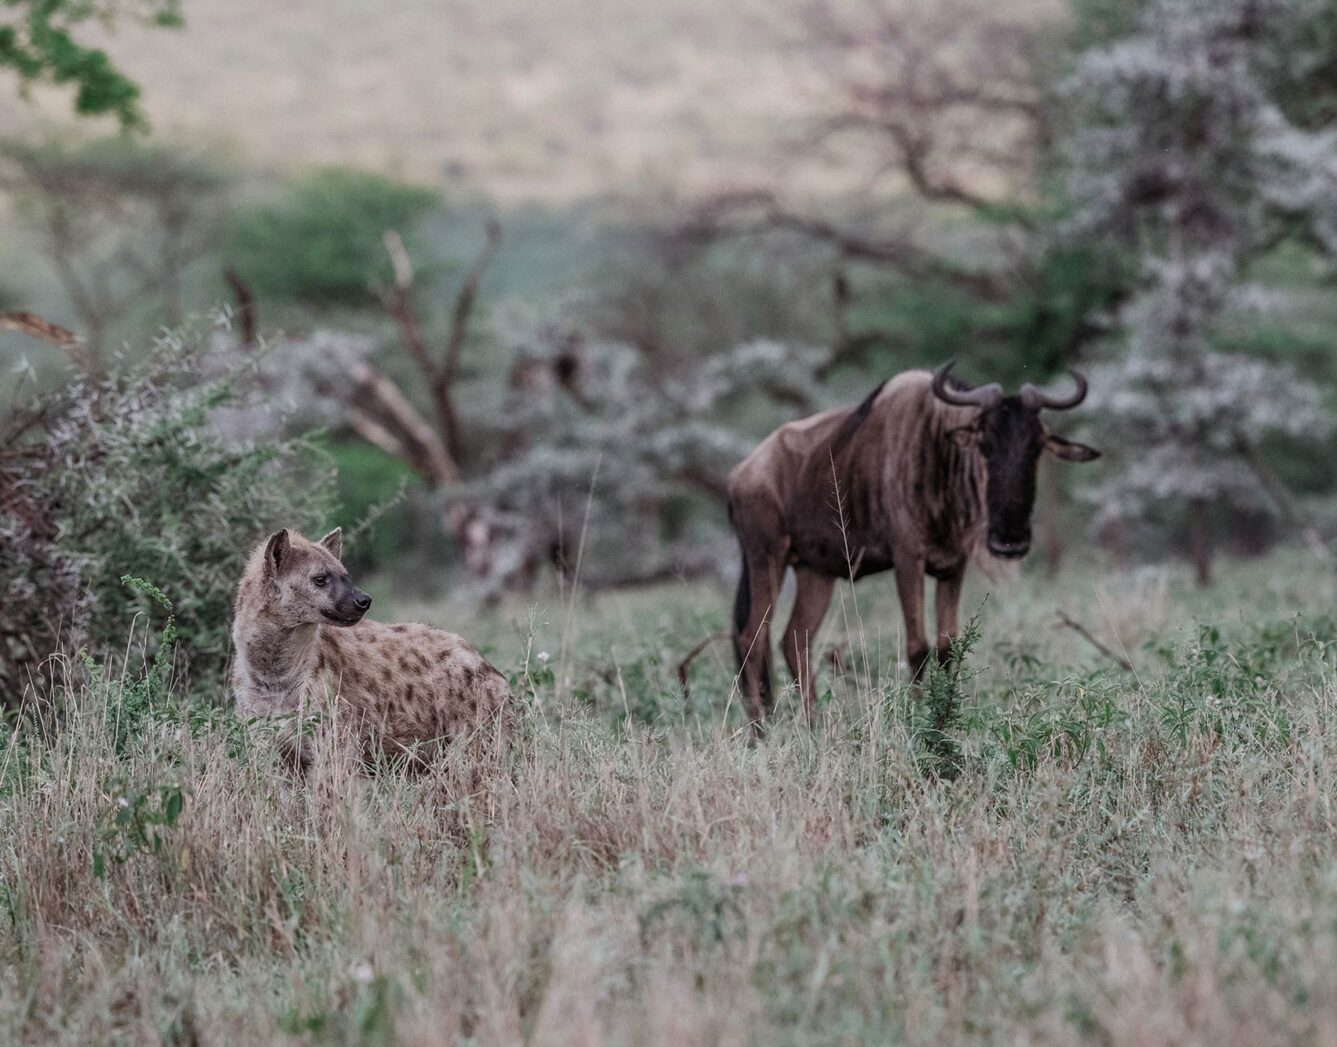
3 550 1337 1043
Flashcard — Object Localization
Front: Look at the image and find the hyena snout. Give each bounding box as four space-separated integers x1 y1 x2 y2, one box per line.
323 587 372 626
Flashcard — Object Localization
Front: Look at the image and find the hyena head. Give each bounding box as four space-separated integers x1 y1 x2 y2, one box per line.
260 528 372 628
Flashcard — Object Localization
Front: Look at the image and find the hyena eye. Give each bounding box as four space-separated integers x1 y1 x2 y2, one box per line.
312 574 329 588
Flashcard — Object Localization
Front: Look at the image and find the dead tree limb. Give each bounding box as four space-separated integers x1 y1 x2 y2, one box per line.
0 311 87 370
1055 610 1134 672
222 267 258 349
678 632 732 702
680 191 1013 301
374 221 501 468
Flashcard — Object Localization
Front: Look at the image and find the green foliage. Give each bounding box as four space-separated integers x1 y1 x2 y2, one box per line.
0 321 336 706
1253 0 1337 130
324 438 420 575
640 869 748 950
0 0 182 129
0 134 232 357
82 576 179 753
222 168 439 306
851 241 1131 385
1067 0 1148 48
91 777 185 879
911 613 983 781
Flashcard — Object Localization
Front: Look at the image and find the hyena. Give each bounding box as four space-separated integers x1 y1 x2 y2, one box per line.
231 527 510 766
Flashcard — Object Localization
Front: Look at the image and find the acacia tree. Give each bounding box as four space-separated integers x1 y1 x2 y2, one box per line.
443 329 833 595
0 135 229 370
220 219 509 580
682 0 1128 381
678 0 1130 575
1066 0 1337 583
0 0 181 128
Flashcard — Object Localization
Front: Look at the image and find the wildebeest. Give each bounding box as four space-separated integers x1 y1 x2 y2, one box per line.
726 361 1099 734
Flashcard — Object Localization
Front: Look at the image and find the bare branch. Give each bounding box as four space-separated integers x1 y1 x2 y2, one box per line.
441 218 502 389
0 310 88 370
1055 611 1135 672
681 190 1014 300
677 632 731 702
222 267 258 349
789 0 1053 214
374 230 439 388
312 360 459 486
1234 433 1332 563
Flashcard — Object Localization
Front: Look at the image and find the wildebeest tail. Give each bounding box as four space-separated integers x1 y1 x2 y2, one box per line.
732 555 774 710
732 555 751 649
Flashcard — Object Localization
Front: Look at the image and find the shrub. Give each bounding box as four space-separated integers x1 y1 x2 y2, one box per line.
0 322 335 711
222 167 439 306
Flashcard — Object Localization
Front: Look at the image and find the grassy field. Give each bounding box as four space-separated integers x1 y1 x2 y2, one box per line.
4 550 1337 1044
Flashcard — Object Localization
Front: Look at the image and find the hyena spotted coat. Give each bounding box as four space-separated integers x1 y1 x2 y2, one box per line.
232 527 510 763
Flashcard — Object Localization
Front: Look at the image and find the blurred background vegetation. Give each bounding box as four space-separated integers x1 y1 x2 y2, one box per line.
5 0 1337 694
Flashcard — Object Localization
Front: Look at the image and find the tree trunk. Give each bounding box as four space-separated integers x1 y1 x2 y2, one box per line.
1235 434 1331 563
1186 498 1213 587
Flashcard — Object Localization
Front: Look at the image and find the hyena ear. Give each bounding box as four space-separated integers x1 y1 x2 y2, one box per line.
264 529 291 576
318 527 343 560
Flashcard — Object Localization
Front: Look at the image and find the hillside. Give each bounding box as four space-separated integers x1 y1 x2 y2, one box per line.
0 0 819 200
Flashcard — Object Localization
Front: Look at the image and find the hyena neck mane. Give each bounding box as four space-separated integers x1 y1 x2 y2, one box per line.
231 526 370 717
232 606 324 715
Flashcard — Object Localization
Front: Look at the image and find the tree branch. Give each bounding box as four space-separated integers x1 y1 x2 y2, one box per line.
681 191 1013 300
375 230 439 388
441 218 502 390
1055 611 1134 672
313 359 460 486
222 267 257 349
0 310 88 370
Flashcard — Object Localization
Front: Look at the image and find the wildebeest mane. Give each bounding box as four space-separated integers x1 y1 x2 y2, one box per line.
829 378 888 456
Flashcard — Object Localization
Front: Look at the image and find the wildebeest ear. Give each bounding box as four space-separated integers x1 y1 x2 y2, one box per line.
949 423 981 449
318 527 343 559
1044 433 1101 462
264 529 291 575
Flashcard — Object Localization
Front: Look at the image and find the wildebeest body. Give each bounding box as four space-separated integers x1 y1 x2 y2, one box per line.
727 365 1098 735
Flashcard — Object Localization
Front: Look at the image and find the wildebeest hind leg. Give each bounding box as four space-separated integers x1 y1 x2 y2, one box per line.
783 568 835 726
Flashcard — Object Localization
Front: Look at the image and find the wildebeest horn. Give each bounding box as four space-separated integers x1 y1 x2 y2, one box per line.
1019 370 1088 411
931 359 1003 410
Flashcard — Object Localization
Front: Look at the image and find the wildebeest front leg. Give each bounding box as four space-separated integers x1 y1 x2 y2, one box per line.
783 568 835 726
893 558 931 681
934 566 965 667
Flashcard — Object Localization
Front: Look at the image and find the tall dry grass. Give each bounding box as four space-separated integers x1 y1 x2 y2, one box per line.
3 552 1337 1044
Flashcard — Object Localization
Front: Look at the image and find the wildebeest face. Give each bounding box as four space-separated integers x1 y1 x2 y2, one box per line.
978 398 1044 557
935 361 1101 559
262 527 373 627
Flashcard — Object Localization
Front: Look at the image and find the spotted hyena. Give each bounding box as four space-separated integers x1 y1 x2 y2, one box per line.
231 527 510 766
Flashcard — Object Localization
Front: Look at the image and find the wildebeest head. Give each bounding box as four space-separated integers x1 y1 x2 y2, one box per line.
932 360 1100 559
